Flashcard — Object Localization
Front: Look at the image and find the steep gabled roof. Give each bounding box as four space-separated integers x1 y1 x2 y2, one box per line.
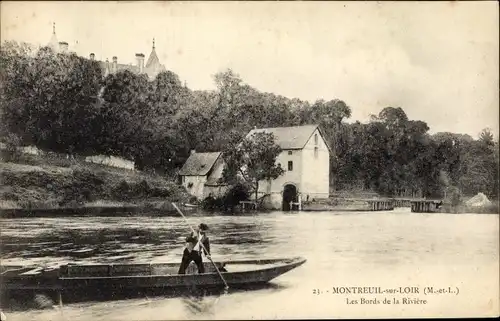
179 152 222 176
145 41 166 78
146 50 160 68
245 124 332 152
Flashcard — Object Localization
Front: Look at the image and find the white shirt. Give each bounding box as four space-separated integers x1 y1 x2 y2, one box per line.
193 232 203 252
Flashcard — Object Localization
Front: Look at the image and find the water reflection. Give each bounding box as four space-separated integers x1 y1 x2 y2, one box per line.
179 283 287 319
0 215 268 265
0 211 498 319
1 279 287 313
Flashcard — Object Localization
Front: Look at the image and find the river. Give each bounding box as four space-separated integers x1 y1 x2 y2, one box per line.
1 209 498 319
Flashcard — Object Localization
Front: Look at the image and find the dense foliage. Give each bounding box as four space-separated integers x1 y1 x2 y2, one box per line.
221 132 285 201
1 41 498 199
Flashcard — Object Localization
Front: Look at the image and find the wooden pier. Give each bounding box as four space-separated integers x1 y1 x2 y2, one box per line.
238 196 444 213
239 201 257 211
367 199 394 211
410 200 443 213
301 198 395 212
392 199 413 208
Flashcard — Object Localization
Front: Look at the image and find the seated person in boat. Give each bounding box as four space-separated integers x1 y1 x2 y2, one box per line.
178 223 211 274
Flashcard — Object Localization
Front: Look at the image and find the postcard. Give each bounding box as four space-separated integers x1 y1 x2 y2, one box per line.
0 1 498 320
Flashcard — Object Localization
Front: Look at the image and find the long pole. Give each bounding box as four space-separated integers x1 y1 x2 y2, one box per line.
172 203 229 292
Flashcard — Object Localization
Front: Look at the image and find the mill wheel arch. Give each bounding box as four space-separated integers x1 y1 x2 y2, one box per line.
282 183 298 211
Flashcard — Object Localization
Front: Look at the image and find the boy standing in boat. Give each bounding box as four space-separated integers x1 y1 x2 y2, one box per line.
178 223 211 274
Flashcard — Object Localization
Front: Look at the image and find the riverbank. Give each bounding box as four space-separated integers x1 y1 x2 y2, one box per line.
301 195 498 214
2 154 497 217
0 202 203 218
438 203 499 214
0 155 194 217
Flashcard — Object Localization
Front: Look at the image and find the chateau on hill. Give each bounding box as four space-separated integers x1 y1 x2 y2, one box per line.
47 23 166 80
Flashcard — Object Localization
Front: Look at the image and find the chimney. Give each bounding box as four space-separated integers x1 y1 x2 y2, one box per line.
58 41 68 53
190 149 196 155
135 53 145 73
112 56 117 73
89 53 95 61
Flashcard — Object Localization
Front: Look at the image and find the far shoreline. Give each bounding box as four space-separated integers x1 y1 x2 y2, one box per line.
0 205 175 218
0 200 202 218
1 202 497 218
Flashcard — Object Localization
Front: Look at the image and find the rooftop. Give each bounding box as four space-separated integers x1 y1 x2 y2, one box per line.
178 152 222 176
246 124 329 150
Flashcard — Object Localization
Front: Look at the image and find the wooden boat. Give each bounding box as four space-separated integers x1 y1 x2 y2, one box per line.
0 257 306 293
182 203 199 208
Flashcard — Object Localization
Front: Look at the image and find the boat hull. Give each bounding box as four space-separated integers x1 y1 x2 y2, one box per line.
1 257 306 293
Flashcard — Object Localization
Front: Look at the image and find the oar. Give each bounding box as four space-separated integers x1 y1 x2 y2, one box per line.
172 203 229 292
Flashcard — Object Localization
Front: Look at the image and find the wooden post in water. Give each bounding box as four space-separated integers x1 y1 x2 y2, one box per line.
58 291 63 309
411 200 442 213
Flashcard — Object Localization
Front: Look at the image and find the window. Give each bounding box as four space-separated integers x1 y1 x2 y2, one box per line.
314 133 318 145
288 161 293 171
288 151 292 155
314 147 318 159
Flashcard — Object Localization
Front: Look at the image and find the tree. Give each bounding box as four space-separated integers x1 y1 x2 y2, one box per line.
220 132 285 203
213 68 243 112
0 41 36 145
148 71 188 117
1 42 103 156
479 128 494 146
140 71 191 173
99 70 149 160
3 41 496 203
371 107 409 128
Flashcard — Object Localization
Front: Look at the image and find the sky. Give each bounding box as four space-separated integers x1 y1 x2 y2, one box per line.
1 1 498 138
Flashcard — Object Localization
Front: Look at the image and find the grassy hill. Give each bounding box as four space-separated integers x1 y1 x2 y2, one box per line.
0 153 194 211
